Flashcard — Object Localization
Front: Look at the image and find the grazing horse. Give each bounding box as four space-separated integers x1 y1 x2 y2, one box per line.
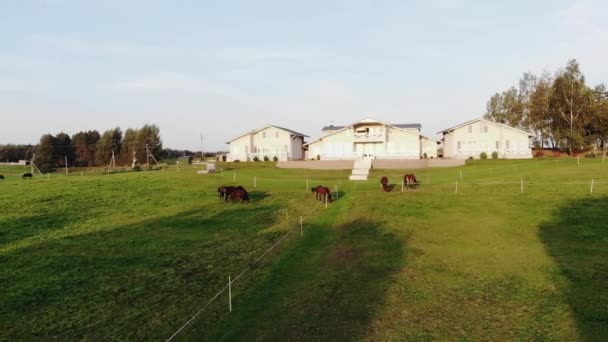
380 176 389 192
219 186 246 202
218 186 234 201
404 174 418 189
0 175 4 180
228 187 250 203
311 186 332 202
22 173 33 179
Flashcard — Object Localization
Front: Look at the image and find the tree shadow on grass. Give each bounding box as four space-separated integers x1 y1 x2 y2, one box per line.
0 204 289 340
539 197 608 341
203 218 407 341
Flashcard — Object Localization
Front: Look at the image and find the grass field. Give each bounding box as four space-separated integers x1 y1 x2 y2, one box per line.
1 159 607 340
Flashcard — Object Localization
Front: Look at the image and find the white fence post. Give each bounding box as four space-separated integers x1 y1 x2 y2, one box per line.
401 181 404 192
228 276 232 312
459 169 463 181
254 176 257 188
300 216 303 237
455 181 458 194
335 185 339 200
590 179 594 194
306 178 309 191
325 194 328 208
233 172 236 183
577 156 580 167
521 178 524 194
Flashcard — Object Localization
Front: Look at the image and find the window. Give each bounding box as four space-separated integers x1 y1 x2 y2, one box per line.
275 131 279 138
262 132 266 139
457 141 461 150
506 140 510 149
481 125 488 133
468 125 473 133
496 141 500 149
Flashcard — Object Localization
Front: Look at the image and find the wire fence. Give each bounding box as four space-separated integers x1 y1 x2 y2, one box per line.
165 205 320 341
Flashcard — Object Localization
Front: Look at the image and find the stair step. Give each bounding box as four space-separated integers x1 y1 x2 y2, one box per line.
349 175 368 181
352 169 370 175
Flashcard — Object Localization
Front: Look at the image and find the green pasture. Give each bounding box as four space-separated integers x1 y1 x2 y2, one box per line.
0 158 607 340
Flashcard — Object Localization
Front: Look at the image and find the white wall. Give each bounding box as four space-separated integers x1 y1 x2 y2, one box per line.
420 138 438 158
227 126 305 161
308 125 422 160
443 121 532 159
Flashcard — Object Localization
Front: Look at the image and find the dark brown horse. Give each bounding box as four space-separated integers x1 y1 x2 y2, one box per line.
228 187 250 203
404 174 418 189
0 174 4 180
380 176 389 192
311 186 332 202
218 186 246 202
22 173 33 179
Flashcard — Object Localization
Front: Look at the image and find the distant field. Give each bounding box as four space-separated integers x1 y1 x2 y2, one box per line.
1 159 607 340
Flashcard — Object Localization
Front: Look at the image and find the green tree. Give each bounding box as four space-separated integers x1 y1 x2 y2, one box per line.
33 134 56 173
484 87 523 127
96 128 122 165
135 124 162 164
72 131 100 167
528 74 555 148
549 59 593 152
121 128 138 166
52 132 74 167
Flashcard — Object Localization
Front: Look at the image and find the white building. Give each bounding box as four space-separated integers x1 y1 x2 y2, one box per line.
438 118 533 159
226 125 308 162
305 118 438 160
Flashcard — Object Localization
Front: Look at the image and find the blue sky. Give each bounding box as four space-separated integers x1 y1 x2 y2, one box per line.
1 0 607 150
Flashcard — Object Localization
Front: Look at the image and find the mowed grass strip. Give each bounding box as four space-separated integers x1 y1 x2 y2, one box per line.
1 159 607 340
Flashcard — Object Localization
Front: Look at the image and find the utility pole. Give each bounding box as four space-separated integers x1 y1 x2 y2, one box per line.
65 156 68 175
132 147 137 168
31 153 35 174
111 150 116 168
145 144 150 165
200 132 204 162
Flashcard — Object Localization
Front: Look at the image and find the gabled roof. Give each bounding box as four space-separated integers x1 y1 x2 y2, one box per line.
322 125 345 131
226 125 308 144
305 118 423 147
394 124 422 130
437 118 534 136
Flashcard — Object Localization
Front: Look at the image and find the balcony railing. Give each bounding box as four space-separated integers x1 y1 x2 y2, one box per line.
353 133 384 142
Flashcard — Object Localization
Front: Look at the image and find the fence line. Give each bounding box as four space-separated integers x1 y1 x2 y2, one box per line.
165 205 320 341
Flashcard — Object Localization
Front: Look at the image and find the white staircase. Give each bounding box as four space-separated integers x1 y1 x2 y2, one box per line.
349 157 372 181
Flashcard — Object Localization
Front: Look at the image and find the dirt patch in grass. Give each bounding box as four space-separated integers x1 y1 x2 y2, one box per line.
326 246 364 265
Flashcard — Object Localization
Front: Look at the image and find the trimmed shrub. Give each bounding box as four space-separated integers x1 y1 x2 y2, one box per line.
234 160 240 162
491 151 498 159
468 156 474 160
253 156 260 162
263 155 270 162
480 152 488 159
316 154 321 160
423 152 428 159
273 156 278 162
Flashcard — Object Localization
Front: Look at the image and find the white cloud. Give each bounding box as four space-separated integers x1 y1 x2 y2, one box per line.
0 80 47 91
558 1 594 25
30 34 177 58
210 48 324 62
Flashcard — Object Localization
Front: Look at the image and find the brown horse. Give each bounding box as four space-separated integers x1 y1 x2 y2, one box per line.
218 186 246 202
228 187 250 203
22 173 33 179
311 186 332 202
380 176 389 192
404 174 418 189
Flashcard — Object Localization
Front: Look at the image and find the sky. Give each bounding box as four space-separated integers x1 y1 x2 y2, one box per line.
1 0 608 151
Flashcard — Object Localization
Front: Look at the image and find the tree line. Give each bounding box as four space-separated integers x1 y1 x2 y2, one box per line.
27 124 163 173
484 59 608 153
